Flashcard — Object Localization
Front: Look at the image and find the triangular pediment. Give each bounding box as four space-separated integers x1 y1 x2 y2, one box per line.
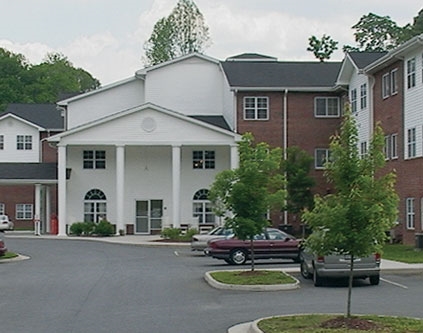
52 103 240 146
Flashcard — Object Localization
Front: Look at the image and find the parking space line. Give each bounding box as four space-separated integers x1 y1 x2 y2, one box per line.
381 277 408 289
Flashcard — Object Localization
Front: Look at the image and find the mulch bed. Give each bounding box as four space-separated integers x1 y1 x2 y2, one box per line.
320 317 384 330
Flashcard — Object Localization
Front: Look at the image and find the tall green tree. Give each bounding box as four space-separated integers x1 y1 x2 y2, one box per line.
143 0 211 66
307 34 338 62
209 133 286 271
302 108 398 318
281 146 315 231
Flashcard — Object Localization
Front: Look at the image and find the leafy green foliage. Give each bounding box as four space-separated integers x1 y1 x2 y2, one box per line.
69 221 114 236
0 49 100 112
302 108 398 317
209 133 286 270
161 227 197 241
93 220 115 236
210 270 296 285
143 0 211 66
307 34 338 62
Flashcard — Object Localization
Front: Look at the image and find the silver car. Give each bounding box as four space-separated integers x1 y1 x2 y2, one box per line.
191 226 232 251
300 250 381 286
0 215 14 231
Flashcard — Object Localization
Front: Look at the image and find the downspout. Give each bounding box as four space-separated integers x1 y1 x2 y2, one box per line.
283 89 288 225
367 73 376 138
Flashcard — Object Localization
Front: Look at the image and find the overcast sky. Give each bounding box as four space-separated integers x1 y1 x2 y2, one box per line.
1 1 422 85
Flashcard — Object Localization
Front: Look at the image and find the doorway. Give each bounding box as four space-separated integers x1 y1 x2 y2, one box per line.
135 200 163 234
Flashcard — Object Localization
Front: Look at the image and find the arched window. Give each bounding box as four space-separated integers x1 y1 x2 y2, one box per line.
193 189 215 224
84 189 107 223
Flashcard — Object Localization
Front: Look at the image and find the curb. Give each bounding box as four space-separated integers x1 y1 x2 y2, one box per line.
0 253 30 263
204 269 300 291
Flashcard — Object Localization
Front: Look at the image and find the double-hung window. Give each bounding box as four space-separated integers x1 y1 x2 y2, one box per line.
315 148 330 169
407 128 416 158
350 89 357 113
406 198 415 229
193 150 215 169
0 203 4 215
382 73 390 98
360 84 367 109
0 135 3 150
16 135 32 150
243 97 268 120
314 97 340 117
390 69 398 94
407 58 416 89
360 141 368 158
384 133 398 160
16 204 33 220
83 150 106 169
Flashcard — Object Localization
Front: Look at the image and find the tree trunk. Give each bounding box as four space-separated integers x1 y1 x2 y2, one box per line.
347 255 354 317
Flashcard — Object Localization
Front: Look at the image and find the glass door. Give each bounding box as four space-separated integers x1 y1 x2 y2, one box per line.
135 201 149 233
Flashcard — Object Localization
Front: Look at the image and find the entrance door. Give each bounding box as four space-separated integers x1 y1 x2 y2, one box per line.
135 200 163 234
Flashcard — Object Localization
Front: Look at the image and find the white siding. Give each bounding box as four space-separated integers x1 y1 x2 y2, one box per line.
349 70 371 146
145 57 227 116
0 117 40 162
67 79 145 129
404 48 423 159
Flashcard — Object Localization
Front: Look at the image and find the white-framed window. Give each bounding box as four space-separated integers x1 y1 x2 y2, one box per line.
193 150 215 169
360 83 367 109
192 189 215 224
16 135 32 150
0 135 3 150
314 97 340 117
350 89 357 113
406 198 415 230
16 204 33 220
391 69 398 94
407 127 416 158
0 203 4 215
382 73 390 98
407 57 416 89
384 133 398 160
360 141 368 158
83 150 106 169
243 96 269 120
315 148 330 169
84 189 107 223
391 134 398 159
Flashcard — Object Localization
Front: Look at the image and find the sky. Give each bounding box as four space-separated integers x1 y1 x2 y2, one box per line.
1 1 422 85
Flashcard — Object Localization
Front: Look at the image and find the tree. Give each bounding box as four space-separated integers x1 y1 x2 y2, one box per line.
281 146 315 233
209 133 286 271
302 107 398 318
307 34 338 62
143 0 211 66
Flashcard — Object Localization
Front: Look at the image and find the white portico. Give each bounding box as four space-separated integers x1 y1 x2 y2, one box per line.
50 103 240 236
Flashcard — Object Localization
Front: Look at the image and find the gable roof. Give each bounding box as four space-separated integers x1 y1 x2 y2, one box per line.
189 115 231 131
4 104 64 130
226 53 278 62
221 60 342 91
347 52 387 69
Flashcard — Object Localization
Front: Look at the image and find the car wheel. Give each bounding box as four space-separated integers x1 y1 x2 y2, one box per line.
300 261 311 279
313 268 323 287
369 275 380 285
229 249 247 265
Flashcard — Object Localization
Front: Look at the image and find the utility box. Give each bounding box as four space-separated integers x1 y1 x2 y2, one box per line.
415 233 423 249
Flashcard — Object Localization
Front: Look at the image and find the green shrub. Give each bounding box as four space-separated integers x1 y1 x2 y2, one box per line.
93 220 114 236
181 228 198 241
82 222 95 235
69 222 86 236
161 227 182 240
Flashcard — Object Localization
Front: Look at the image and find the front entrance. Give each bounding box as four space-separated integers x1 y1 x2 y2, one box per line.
135 200 163 234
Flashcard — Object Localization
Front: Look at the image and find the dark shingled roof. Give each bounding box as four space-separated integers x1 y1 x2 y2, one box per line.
189 115 231 131
226 53 277 61
0 163 57 181
4 104 64 130
348 52 387 69
221 61 342 88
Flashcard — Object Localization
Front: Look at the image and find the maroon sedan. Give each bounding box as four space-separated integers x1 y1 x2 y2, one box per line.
204 228 301 265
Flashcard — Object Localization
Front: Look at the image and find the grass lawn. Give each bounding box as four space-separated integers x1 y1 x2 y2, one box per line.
0 252 18 260
383 244 423 263
258 314 423 332
210 270 296 285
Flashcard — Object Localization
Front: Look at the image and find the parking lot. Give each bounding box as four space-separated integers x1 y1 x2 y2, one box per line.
1 236 422 333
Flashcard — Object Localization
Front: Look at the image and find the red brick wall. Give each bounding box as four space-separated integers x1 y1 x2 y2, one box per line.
41 131 59 163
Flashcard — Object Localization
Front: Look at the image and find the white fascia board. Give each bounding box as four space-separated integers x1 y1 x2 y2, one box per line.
230 86 338 92
0 113 45 131
335 53 358 85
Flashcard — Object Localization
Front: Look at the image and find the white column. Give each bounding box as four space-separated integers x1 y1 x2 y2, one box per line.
57 145 67 236
230 144 239 170
45 186 51 234
172 145 181 228
34 184 41 235
116 145 125 235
